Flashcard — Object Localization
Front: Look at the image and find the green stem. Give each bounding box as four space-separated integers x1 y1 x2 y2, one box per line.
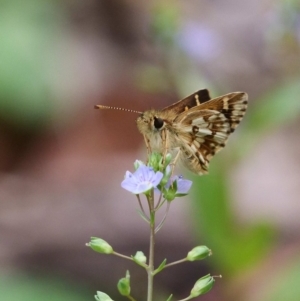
155 201 170 233
112 251 133 261
147 191 155 301
154 191 163 210
127 295 137 301
164 258 187 268
177 296 192 301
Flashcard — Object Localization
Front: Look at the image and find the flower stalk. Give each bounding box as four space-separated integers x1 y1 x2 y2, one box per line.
146 192 155 301
88 152 217 301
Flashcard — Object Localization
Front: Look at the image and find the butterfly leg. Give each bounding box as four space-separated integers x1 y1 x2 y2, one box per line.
170 148 181 176
143 134 152 161
161 128 169 163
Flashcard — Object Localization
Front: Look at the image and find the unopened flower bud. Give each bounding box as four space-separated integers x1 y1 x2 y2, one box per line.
159 153 172 171
187 246 212 261
132 251 147 267
94 291 114 301
190 274 215 297
148 152 161 171
160 165 172 186
87 237 113 254
117 270 131 296
164 153 172 166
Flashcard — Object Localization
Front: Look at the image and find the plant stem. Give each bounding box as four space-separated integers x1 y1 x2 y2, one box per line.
155 201 170 233
164 258 187 268
112 251 133 261
147 191 155 301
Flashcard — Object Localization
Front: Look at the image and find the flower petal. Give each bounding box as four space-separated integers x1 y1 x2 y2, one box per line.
134 182 153 194
134 165 153 182
121 178 138 192
176 178 193 194
151 171 164 187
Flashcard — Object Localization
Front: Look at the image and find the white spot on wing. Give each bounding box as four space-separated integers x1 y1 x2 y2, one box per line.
195 94 200 106
192 117 205 125
223 97 229 110
198 128 212 136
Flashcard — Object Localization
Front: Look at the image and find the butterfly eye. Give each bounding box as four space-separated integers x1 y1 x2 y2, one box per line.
154 117 164 129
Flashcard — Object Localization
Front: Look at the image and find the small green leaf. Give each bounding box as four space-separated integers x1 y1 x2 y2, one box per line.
248 79 300 134
136 209 150 223
95 291 114 301
154 258 167 275
165 294 173 301
174 193 188 198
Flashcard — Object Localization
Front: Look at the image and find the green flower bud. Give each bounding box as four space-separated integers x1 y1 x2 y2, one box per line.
148 152 162 171
158 153 172 171
164 153 172 166
190 274 215 297
163 180 177 201
163 188 176 201
133 251 147 265
160 165 172 187
87 237 113 254
94 291 114 301
117 270 131 296
187 246 212 261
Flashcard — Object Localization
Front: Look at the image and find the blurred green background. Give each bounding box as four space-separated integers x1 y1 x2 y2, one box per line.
0 0 300 300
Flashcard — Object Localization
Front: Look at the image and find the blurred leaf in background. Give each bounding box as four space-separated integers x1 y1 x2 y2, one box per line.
0 0 73 131
0 273 90 301
190 77 300 276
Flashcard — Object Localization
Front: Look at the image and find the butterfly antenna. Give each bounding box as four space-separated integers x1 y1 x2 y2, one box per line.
94 105 142 114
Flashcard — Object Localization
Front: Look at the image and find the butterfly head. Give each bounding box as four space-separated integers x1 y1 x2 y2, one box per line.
136 110 166 135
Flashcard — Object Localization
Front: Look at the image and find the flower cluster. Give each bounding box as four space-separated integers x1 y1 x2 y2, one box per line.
121 153 192 201
89 152 216 301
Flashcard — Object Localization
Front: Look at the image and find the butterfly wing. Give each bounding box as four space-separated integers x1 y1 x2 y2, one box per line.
161 89 211 115
173 92 248 175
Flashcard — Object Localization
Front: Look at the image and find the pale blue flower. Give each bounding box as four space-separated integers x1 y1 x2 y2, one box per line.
166 175 193 195
121 165 163 194
173 175 193 194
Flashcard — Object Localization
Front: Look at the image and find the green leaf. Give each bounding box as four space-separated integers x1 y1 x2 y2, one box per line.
95 291 114 301
191 161 275 276
153 258 167 275
136 209 150 223
265 255 300 301
165 294 173 301
247 79 300 134
237 79 300 156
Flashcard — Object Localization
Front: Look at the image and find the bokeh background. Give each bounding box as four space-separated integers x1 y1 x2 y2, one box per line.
1 0 300 300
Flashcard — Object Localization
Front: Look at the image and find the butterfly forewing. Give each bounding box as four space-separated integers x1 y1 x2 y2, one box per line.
161 89 211 115
172 92 248 174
